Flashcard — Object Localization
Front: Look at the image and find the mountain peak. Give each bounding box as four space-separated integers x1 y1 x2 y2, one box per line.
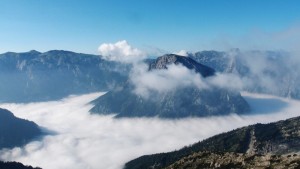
28 50 41 54
0 108 14 118
149 54 215 77
44 50 77 55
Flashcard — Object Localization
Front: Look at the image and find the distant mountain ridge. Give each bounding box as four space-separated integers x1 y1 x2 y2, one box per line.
90 54 250 118
0 50 128 102
0 108 42 149
1 49 298 102
189 50 300 99
189 50 229 72
124 116 300 169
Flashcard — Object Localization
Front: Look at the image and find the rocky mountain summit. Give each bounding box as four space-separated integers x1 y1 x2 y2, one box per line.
91 54 250 118
149 54 215 77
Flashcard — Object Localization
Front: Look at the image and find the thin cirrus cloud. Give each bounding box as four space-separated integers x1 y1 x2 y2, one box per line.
0 92 300 169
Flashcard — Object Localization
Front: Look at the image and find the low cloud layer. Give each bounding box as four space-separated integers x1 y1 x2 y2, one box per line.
130 63 208 98
0 93 300 169
228 50 300 98
130 63 243 98
208 72 244 90
98 40 146 63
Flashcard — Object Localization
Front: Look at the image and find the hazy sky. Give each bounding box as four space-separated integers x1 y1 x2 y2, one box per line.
0 0 300 54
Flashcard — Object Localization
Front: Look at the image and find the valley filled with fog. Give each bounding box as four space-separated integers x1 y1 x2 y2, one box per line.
0 92 299 169
1 1 300 169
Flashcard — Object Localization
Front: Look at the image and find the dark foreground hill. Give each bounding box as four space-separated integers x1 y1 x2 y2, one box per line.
0 108 42 149
0 50 128 102
165 152 300 169
124 116 300 169
91 54 250 118
0 161 41 169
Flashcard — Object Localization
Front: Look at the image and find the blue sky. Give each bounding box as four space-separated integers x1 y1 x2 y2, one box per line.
0 0 300 54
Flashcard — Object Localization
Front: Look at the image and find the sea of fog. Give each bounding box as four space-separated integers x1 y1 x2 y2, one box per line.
0 92 300 169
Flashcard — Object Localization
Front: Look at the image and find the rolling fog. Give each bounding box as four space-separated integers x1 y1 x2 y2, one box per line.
0 92 300 169
0 41 298 169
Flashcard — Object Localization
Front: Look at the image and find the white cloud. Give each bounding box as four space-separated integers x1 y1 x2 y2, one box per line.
130 63 243 98
130 63 209 98
98 40 146 63
207 73 244 91
173 50 188 57
229 50 300 98
0 93 300 169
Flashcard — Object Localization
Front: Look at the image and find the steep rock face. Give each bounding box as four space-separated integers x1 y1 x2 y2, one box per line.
0 108 42 149
0 50 128 102
91 54 250 118
124 116 300 169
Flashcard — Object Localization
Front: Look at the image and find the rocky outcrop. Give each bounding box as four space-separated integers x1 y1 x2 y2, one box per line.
165 152 300 169
149 54 215 77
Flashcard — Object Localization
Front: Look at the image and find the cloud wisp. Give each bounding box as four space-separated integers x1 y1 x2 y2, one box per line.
130 63 243 98
226 50 300 99
173 50 188 56
0 92 300 169
130 63 209 98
